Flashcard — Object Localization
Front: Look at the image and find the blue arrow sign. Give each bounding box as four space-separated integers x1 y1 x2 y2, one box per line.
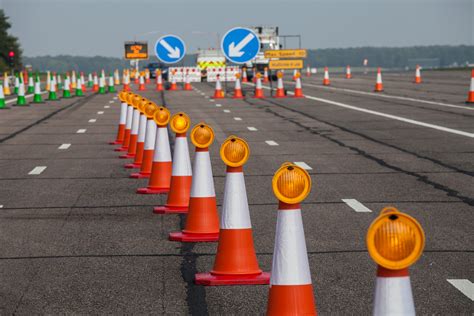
221 27 260 64
155 35 186 64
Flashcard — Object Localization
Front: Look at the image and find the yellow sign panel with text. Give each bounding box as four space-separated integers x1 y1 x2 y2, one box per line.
124 42 149 60
264 49 307 58
269 60 304 70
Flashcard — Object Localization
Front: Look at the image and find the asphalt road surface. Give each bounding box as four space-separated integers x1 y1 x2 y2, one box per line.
0 69 472 314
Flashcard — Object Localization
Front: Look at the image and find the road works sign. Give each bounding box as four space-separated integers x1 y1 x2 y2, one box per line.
269 60 304 70
155 35 186 64
221 27 260 64
264 49 307 59
124 41 148 60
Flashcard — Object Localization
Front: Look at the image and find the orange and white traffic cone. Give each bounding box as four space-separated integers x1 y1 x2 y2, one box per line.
323 67 330 86
153 112 192 214
126 101 155 169
123 71 130 91
169 123 219 242
292 69 298 81
367 207 425 316
92 73 99 92
467 69 474 104
134 70 139 84
374 67 384 92
213 75 224 98
169 72 178 91
145 69 150 84
274 71 286 98
119 96 144 158
109 91 128 145
115 92 136 152
156 70 164 91
138 75 146 91
233 73 244 99
306 66 311 77
252 68 257 83
346 65 352 79
254 74 265 98
293 72 304 98
184 72 193 91
137 107 172 193
414 65 422 84
263 67 269 83
195 136 270 285
242 67 248 83
267 163 316 315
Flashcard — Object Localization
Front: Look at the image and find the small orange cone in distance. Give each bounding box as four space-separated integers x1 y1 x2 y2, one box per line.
169 123 219 242
154 112 192 214
263 67 270 83
293 72 304 98
323 67 330 86
137 107 172 193
138 75 146 91
346 65 352 79
109 91 128 145
184 71 193 91
414 65 422 84
465 69 474 104
126 101 156 169
274 71 286 98
120 96 146 159
367 207 425 315
267 162 316 315
156 70 164 91
213 75 224 99
115 92 136 152
195 136 270 285
169 70 178 90
233 73 244 99
254 73 265 98
374 67 384 92
242 67 248 83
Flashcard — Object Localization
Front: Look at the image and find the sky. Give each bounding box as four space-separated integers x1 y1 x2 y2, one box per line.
1 0 473 58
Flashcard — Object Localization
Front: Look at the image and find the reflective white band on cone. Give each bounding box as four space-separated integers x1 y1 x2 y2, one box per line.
153 127 172 162
131 109 140 135
221 172 252 229
119 103 127 125
190 151 215 197
125 106 133 130
373 273 415 316
137 114 147 143
171 136 192 176
144 121 157 150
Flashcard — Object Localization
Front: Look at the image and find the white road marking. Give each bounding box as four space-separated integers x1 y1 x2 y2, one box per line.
109 100 115 103
29 166 47 175
113 97 118 100
223 109 231 113
0 205 3 208
76 129 86 133
215 104 222 107
104 105 110 108
210 99 215 102
265 140 279 146
342 199 373 213
447 279 473 301
88 119 96 123
97 111 104 114
58 143 71 150
247 127 258 131
294 161 312 170
234 117 242 121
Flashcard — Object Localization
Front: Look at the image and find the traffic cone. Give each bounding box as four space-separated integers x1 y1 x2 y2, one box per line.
98 74 106 94
56 74 62 91
346 65 352 79
306 66 311 77
87 73 93 88
62 76 71 98
292 69 298 81
467 69 474 104
75 77 84 97
138 75 145 91
233 73 244 99
274 71 286 98
156 70 164 91
145 69 150 84
242 67 248 83
48 75 59 101
134 70 139 84
33 74 44 104
92 73 99 92
14 75 19 95
323 67 330 86
254 74 265 98
153 112 192 214
367 207 425 316
115 93 138 152
195 136 270 285
80 72 86 92
263 67 269 83
0 81 6 109
120 97 146 159
213 75 224 99
169 72 178 91
126 101 154 169
374 67 384 92
71 71 77 89
137 107 172 194
293 72 304 98
252 67 257 83
414 65 422 84
3 72 11 95
114 69 120 85
266 162 316 315
108 73 116 92
27 75 34 93
122 71 130 92
15 76 27 106
184 72 192 91
109 91 128 145
169 123 219 242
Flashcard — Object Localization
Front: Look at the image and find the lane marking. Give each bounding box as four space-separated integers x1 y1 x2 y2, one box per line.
29 166 47 175
215 104 222 107
265 140 279 146
113 97 118 100
76 129 86 133
294 161 312 170
342 199 373 213
109 100 115 103
97 111 104 114
210 99 215 102
88 119 96 123
223 109 231 113
447 279 473 301
58 143 71 150
0 205 3 208
247 126 258 131
104 105 110 109
234 117 242 121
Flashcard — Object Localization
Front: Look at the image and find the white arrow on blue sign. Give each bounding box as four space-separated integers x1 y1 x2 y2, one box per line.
221 27 260 64
154 35 186 64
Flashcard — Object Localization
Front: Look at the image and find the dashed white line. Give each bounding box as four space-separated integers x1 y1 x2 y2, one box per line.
294 161 312 170
58 143 71 150
109 100 115 103
76 129 86 133
88 119 97 123
247 127 258 131
265 140 279 146
210 99 215 102
342 199 372 213
29 166 47 175
113 97 118 100
215 104 222 107
104 105 110 109
0 205 3 208
97 111 104 115
223 109 231 113
447 279 473 301
234 117 242 121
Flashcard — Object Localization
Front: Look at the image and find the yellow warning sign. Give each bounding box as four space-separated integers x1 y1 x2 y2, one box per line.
124 41 149 60
269 60 304 70
264 49 307 58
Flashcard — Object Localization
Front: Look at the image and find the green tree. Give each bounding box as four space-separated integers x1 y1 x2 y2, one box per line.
0 9 22 72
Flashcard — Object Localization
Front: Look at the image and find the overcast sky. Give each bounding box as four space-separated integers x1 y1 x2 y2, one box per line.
1 0 473 58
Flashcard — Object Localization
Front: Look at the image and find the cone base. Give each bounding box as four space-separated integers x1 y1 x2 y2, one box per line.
124 163 141 169
130 172 150 179
0 107 11 110
109 140 123 145
136 187 169 194
119 153 135 159
374 89 384 92
153 205 188 214
194 272 270 286
169 231 219 242
114 147 128 152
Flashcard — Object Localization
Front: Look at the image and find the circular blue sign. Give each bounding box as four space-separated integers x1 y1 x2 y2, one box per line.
221 27 260 64
155 35 186 64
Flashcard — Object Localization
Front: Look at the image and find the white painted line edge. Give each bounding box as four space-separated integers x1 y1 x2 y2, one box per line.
447 279 474 301
76 129 86 133
88 119 96 123
58 143 71 150
28 166 47 175
104 105 110 108
342 199 373 213
223 109 231 113
234 117 242 121
294 161 312 170
215 104 222 107
97 111 104 114
247 127 258 131
265 140 279 146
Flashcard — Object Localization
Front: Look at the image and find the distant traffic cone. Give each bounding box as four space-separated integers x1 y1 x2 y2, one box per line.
56 74 62 91
169 123 219 242
274 71 286 98
374 67 384 92
323 67 330 86
466 69 474 104
14 75 19 95
114 69 120 85
292 69 298 81
120 97 146 159
195 136 270 285
98 74 106 94
414 65 422 84
156 70 164 91
108 74 116 92
87 73 93 88
233 73 244 99
367 207 425 316
15 77 27 106
109 91 128 145
33 74 44 103
145 69 150 84
306 66 311 77
48 75 59 101
75 78 84 96
80 72 86 92
263 67 269 83
134 70 139 84
254 74 265 98
123 71 130 91
137 107 172 194
293 72 304 98
138 75 145 91
92 73 99 92
266 163 316 315
242 67 248 83
27 75 34 93
71 71 77 89
346 65 352 79
115 93 137 152
0 82 6 109
3 73 11 95
169 72 178 91
184 73 192 91
62 76 71 98
153 112 192 214
126 101 153 169
252 68 257 83
213 75 224 98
